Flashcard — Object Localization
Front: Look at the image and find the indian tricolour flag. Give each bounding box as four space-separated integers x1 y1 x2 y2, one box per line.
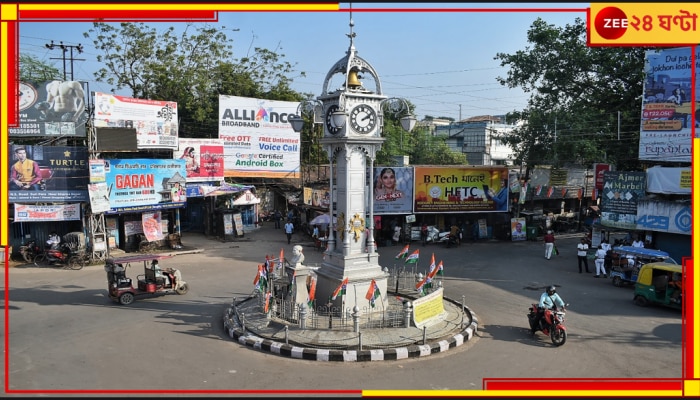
332 277 348 300
427 253 436 276
365 279 381 308
436 260 444 276
405 249 420 264
307 276 317 308
395 244 410 260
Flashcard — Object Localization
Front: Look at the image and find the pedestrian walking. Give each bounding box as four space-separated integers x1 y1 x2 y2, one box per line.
284 220 294 244
274 210 282 229
577 238 590 273
420 223 428 246
594 245 607 278
543 230 556 260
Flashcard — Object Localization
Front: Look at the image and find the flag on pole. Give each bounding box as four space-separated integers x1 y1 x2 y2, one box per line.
395 244 410 259
577 188 583 200
405 249 420 264
265 255 274 274
365 279 381 308
427 253 436 276
278 248 284 271
332 277 349 300
436 260 444 276
415 273 430 295
263 291 272 313
546 186 554 198
254 264 266 292
535 185 543 196
307 276 317 308
561 188 568 197
591 187 597 200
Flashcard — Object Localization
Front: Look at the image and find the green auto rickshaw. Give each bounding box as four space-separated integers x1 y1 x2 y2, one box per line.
633 262 683 309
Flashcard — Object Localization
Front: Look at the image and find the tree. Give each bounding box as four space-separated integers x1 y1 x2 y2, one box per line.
19 54 61 83
494 17 649 173
84 22 305 137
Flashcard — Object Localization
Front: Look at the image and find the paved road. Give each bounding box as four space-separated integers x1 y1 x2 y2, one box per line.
3 225 682 394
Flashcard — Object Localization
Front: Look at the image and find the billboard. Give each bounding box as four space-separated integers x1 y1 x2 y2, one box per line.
176 139 225 182
218 95 300 179
638 47 698 162
103 159 186 213
9 80 88 137
600 171 646 230
373 167 414 215
413 166 509 213
9 145 89 203
94 92 179 149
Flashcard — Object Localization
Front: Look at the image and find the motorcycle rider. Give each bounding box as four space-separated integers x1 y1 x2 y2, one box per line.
530 285 566 335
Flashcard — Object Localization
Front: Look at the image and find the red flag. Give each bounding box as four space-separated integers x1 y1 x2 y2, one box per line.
577 188 583 200
546 187 554 198
535 185 542 196
561 188 568 197
591 188 597 200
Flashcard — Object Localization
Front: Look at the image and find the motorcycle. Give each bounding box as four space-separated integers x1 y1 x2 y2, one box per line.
34 242 85 270
18 239 42 263
527 303 568 346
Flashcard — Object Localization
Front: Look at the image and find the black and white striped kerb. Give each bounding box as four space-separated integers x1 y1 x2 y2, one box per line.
222 300 479 362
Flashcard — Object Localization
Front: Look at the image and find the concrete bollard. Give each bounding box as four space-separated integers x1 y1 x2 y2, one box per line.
299 303 307 330
403 301 412 327
352 305 360 333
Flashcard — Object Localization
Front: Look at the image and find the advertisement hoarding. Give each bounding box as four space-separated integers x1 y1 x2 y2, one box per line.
413 166 509 213
218 95 300 179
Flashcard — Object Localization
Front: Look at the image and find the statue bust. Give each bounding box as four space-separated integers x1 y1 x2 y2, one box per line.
290 245 305 267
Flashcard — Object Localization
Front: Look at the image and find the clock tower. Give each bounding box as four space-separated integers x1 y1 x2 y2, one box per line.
312 19 391 312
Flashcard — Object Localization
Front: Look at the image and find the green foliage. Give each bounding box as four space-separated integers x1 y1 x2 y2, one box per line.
19 54 61 82
84 22 305 137
494 17 649 172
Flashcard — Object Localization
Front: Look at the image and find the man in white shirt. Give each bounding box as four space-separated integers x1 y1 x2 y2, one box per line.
577 238 590 273
594 245 608 278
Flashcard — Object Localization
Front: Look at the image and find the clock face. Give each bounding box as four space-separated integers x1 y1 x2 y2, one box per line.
18 82 38 111
325 104 342 135
349 104 377 134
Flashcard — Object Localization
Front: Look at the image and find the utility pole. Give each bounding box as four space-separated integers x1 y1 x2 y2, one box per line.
45 41 85 80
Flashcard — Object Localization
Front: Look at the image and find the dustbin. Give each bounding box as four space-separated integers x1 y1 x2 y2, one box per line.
527 226 538 241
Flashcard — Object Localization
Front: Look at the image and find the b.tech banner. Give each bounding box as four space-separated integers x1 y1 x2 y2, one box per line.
413 166 509 213
9 80 88 138
218 95 300 179
94 92 179 149
13 203 81 222
638 47 697 162
9 145 88 203
103 159 186 212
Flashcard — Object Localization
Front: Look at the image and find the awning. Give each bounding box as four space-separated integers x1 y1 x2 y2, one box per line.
232 190 260 205
200 183 254 197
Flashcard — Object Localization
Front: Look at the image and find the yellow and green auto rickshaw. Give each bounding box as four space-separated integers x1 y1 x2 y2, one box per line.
633 262 683 309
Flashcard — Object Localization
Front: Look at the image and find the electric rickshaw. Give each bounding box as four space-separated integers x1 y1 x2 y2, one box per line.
105 254 189 305
608 246 677 287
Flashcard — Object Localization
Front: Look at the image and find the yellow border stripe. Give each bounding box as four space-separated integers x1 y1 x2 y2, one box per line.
18 4 339 11
1 20 8 247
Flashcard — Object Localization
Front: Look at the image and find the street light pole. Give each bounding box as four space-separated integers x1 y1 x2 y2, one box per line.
45 41 85 80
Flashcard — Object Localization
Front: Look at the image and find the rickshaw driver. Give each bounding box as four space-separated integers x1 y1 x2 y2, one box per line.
150 259 182 289
668 272 683 303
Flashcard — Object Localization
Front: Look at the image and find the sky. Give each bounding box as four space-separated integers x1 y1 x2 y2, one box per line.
18 3 590 121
